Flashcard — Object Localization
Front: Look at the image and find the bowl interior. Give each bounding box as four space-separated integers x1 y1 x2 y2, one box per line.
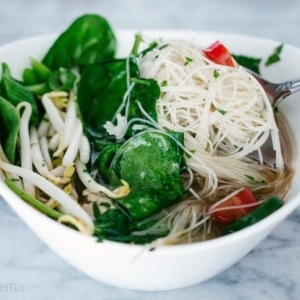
0 30 300 291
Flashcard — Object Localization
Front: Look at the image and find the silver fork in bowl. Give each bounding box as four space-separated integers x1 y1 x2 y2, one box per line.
245 69 300 166
246 69 300 107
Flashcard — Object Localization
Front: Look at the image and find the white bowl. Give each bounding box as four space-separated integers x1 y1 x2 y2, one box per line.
0 30 300 291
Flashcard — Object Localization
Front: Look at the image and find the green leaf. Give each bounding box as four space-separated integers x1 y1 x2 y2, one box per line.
1 73 39 125
0 96 20 163
98 143 123 182
42 14 117 70
265 44 284 67
232 54 262 74
217 108 227 115
29 57 52 81
47 68 76 91
77 58 133 142
108 131 184 220
184 56 193 66
213 70 220 78
22 68 40 85
126 77 160 136
93 208 165 244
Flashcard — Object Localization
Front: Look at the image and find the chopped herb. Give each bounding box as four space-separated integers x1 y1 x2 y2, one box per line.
245 175 254 181
273 106 279 114
11 178 19 182
217 108 227 115
43 117 49 122
245 175 267 185
213 70 220 78
161 80 168 87
185 149 196 159
159 44 169 50
184 57 193 66
83 169 89 173
265 44 284 66
155 55 159 59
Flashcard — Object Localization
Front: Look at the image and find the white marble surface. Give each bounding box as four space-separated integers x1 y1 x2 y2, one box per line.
0 0 300 299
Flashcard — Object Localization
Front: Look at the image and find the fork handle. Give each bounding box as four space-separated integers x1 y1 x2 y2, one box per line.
281 78 300 94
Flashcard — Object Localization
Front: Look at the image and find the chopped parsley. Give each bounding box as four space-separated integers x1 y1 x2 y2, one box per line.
184 57 193 66
217 108 227 115
161 80 168 87
213 70 220 78
245 175 267 185
10 178 20 182
159 44 169 50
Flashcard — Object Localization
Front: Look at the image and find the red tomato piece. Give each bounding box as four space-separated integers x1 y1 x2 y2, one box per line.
210 188 258 225
203 41 235 67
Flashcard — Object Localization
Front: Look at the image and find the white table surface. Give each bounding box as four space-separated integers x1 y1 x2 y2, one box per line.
0 1 300 299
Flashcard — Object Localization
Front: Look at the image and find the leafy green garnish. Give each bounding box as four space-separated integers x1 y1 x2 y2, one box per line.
0 96 20 163
184 57 193 66
93 208 166 244
265 44 284 67
77 58 133 142
217 108 227 115
107 131 184 221
0 64 39 124
232 54 262 74
213 70 220 78
245 175 267 185
77 57 160 147
42 14 117 70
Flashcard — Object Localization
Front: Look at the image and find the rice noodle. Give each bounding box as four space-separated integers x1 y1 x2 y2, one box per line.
132 37 287 244
138 38 284 198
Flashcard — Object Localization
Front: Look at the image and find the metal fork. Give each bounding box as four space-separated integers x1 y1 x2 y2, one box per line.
245 69 300 166
246 69 300 107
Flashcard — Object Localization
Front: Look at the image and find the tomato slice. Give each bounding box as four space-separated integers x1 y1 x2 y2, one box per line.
203 41 235 67
210 188 258 225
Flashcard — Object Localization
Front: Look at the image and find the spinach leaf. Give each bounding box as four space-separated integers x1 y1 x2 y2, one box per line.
0 96 20 163
42 14 117 70
98 143 123 182
232 54 262 74
0 73 39 125
47 68 76 91
93 208 166 244
77 58 160 148
77 59 131 140
108 131 184 220
126 78 160 136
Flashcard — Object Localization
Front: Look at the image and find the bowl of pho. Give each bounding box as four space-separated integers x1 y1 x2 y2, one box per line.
0 14 299 291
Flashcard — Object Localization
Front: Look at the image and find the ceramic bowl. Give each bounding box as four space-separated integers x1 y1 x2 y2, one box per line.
0 30 300 291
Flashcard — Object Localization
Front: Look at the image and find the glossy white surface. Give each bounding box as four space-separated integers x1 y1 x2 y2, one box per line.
1 1 300 299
